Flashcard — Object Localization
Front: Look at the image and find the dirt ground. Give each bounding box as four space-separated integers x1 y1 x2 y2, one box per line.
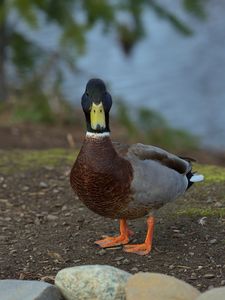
0 124 225 292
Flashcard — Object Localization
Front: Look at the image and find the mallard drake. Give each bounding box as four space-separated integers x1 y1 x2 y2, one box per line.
70 78 204 255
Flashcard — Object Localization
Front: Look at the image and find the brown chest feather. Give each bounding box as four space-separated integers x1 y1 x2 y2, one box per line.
70 137 133 218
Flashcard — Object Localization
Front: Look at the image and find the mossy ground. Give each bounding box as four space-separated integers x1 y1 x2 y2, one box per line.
0 149 76 174
1 148 225 291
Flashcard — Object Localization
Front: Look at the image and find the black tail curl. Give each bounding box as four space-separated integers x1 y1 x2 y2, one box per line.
186 170 195 190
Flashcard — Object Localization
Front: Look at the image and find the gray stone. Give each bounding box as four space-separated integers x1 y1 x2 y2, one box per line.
125 272 200 300
0 280 63 300
55 265 131 300
196 287 225 300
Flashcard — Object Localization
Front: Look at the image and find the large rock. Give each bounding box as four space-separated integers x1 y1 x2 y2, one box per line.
0 280 63 300
196 287 225 300
55 265 131 300
125 272 200 300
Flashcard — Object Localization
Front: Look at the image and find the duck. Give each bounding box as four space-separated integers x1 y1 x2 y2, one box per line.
70 78 204 255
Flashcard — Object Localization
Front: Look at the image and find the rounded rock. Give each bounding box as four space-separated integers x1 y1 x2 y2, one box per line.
196 287 225 300
125 272 200 300
55 265 131 300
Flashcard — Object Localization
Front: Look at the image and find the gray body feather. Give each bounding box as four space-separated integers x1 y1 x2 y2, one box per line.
123 143 190 215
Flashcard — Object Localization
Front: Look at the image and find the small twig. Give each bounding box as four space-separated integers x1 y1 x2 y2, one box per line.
67 133 75 148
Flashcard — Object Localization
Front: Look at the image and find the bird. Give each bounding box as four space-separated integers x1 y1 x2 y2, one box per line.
70 78 204 255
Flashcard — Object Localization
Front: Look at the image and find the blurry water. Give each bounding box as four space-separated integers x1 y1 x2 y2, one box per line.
20 1 225 149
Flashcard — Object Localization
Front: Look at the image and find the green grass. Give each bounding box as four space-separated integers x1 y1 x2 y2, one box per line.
193 164 225 183
0 149 77 174
176 207 225 217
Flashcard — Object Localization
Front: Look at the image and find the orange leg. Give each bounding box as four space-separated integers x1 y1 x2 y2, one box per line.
123 216 155 255
95 219 134 248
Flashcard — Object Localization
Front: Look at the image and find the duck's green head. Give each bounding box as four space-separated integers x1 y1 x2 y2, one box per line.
82 78 112 133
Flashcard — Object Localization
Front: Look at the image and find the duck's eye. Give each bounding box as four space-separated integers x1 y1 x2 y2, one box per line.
86 92 89 96
100 109 102 113
94 110 96 113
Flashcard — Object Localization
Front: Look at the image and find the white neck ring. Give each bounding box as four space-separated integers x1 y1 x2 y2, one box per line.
86 131 110 138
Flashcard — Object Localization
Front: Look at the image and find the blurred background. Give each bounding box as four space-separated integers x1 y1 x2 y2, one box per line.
0 0 225 164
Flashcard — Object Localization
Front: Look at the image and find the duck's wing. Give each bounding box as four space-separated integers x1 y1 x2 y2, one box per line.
128 143 191 174
124 143 192 209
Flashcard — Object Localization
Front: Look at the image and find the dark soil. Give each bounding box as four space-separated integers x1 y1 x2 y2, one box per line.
1 124 225 292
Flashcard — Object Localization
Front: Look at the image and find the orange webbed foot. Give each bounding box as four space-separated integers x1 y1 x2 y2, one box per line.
95 235 130 248
123 243 151 255
123 216 155 256
95 219 133 248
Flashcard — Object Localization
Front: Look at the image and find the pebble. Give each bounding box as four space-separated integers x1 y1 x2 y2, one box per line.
0 199 12 207
209 239 217 244
73 259 81 263
47 214 58 221
196 287 225 300
39 182 48 188
190 273 197 280
131 267 139 272
125 272 200 300
98 249 106 256
122 259 130 265
198 217 207 226
114 256 124 261
173 233 185 238
21 186 29 191
203 273 215 279
55 265 131 300
61 205 68 211
0 280 63 300
206 197 213 203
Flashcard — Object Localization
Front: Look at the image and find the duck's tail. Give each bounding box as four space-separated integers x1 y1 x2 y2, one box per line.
186 170 204 190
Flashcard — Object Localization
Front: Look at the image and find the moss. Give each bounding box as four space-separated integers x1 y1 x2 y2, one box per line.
193 164 225 183
176 207 225 217
0 149 77 174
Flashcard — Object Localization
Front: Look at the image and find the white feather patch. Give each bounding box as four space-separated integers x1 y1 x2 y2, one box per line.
86 132 110 138
190 174 204 182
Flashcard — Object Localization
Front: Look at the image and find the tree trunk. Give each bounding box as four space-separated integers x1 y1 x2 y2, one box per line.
0 0 7 102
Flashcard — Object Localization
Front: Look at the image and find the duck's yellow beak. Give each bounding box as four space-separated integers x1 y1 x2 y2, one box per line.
90 102 106 130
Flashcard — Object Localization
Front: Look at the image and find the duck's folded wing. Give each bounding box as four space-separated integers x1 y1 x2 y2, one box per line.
128 143 191 174
122 143 192 209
